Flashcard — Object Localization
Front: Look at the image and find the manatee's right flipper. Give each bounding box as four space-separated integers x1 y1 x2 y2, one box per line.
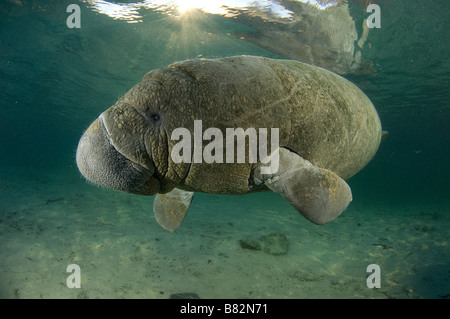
254 147 352 225
153 188 194 232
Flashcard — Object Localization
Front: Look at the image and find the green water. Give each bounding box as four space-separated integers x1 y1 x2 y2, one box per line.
0 0 449 299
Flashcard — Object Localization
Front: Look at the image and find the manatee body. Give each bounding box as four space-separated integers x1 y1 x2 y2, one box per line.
76 56 382 232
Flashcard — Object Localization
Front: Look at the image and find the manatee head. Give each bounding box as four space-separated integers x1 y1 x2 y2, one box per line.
76 79 171 195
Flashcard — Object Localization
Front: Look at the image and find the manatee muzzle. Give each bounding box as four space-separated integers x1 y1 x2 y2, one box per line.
76 115 160 195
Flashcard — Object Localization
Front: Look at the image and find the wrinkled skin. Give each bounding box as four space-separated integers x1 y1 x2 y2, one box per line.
76 56 381 229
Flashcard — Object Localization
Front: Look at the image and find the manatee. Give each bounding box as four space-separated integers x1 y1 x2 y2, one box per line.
76 56 382 232
232 2 370 75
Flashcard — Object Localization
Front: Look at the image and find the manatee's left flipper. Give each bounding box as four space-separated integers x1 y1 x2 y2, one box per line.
254 147 352 225
153 188 194 232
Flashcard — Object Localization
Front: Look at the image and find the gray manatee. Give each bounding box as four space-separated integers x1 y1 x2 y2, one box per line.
76 56 382 232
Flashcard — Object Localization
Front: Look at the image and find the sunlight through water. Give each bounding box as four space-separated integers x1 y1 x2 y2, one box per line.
82 0 341 22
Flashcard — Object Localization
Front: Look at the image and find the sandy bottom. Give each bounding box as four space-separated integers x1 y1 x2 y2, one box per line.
0 165 449 299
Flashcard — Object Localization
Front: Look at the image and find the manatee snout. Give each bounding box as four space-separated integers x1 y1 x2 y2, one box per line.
76 114 160 195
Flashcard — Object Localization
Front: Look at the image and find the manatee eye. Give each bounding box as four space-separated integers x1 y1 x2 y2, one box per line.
151 113 160 122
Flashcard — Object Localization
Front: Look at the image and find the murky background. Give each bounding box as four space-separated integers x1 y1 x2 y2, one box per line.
0 0 449 298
